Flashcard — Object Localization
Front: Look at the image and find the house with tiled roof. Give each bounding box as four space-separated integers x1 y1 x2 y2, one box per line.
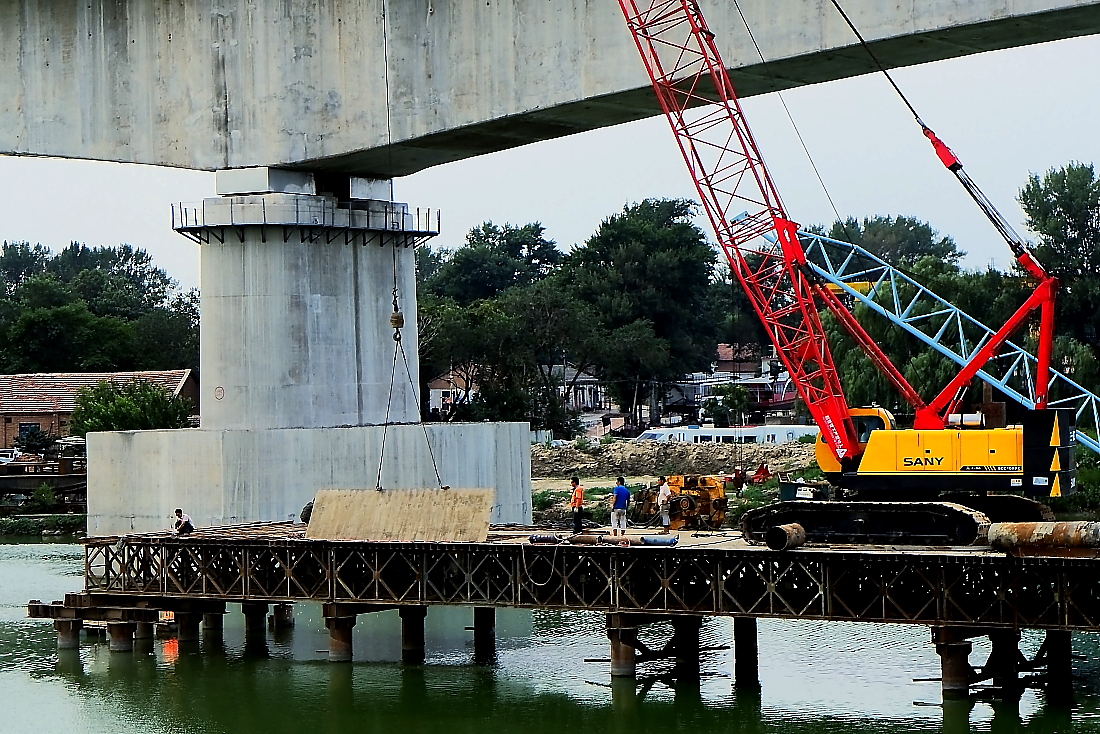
0 370 198 448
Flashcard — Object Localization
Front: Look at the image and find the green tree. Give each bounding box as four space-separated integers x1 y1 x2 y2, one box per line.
70 380 195 436
1019 162 1100 278
702 383 751 427
3 302 133 372
0 241 50 295
825 215 964 267
0 243 197 374
12 428 58 454
1019 162 1100 351
424 223 561 305
562 199 718 418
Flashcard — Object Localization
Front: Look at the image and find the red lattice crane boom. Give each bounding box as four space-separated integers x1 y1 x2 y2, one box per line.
617 0 884 461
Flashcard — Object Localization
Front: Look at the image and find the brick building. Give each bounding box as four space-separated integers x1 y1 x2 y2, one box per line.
0 370 198 448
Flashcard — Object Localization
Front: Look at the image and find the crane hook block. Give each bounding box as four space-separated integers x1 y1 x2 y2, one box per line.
389 311 405 329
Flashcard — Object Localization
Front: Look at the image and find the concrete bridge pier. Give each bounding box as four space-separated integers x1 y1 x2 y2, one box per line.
987 630 1024 697
89 168 532 537
1043 630 1074 704
672 616 703 680
202 612 224 634
175 613 201 642
242 602 269 640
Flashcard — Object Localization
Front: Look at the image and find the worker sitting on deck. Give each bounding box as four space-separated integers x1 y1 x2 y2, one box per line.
656 476 672 534
173 508 195 536
570 477 585 534
611 477 631 537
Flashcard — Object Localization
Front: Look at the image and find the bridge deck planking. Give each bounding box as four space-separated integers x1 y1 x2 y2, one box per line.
65 522 1100 632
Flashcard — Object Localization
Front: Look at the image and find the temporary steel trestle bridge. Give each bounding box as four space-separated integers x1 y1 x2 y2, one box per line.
33 523 1100 630
28 523 1099 697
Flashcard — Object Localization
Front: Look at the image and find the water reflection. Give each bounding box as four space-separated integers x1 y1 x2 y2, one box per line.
3 543 1100 734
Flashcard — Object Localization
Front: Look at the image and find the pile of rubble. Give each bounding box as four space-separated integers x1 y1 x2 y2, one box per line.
531 439 817 478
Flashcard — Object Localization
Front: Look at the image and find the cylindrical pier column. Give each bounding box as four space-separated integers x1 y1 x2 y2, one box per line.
107 622 136 652
270 603 295 630
400 606 428 665
134 622 154 640
733 617 759 690
673 616 703 679
933 627 974 699
242 602 269 638
176 613 201 642
473 607 496 663
203 613 224 633
54 619 83 649
1045 629 1073 704
937 641 973 699
326 617 357 662
988 630 1022 696
607 624 637 678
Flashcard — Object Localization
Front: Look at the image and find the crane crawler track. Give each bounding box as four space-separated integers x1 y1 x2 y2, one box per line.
741 501 992 546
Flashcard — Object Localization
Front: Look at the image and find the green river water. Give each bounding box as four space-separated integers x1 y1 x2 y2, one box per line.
4 540 1100 733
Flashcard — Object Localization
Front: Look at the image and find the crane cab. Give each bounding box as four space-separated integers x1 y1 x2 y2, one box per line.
816 407 1076 499
815 407 895 476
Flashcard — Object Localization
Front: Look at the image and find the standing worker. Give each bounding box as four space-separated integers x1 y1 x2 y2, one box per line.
656 476 672 534
611 477 631 537
569 476 585 534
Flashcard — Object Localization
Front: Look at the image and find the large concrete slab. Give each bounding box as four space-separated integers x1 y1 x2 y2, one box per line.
2 0 1099 176
87 422 532 536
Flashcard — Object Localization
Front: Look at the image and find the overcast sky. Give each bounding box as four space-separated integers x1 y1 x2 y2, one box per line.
1 33 1098 292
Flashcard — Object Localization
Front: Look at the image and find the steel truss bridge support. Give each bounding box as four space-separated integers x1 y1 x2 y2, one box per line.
801 230 1100 455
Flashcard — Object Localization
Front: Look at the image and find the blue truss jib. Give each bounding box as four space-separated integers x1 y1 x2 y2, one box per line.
800 231 1100 456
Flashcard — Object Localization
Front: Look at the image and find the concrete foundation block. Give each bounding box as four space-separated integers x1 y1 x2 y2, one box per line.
88 423 531 536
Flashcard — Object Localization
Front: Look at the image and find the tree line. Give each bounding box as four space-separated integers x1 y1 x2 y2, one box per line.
3 162 1095 443
416 199 752 436
0 242 198 373
417 162 1100 436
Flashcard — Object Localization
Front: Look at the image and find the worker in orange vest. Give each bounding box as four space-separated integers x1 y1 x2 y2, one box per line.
570 476 585 534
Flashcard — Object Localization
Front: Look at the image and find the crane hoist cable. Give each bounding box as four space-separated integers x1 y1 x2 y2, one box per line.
375 243 447 491
826 0 1047 275
826 0 1059 414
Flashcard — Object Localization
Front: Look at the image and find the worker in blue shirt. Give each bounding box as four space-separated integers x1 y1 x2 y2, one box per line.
611 477 631 537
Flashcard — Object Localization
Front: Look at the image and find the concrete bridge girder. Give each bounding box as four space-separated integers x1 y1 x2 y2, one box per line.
2 0 1099 177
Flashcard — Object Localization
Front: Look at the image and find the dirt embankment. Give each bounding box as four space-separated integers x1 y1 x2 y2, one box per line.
531 440 817 478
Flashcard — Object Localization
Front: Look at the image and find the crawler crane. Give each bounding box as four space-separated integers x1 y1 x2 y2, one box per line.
617 0 1085 544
